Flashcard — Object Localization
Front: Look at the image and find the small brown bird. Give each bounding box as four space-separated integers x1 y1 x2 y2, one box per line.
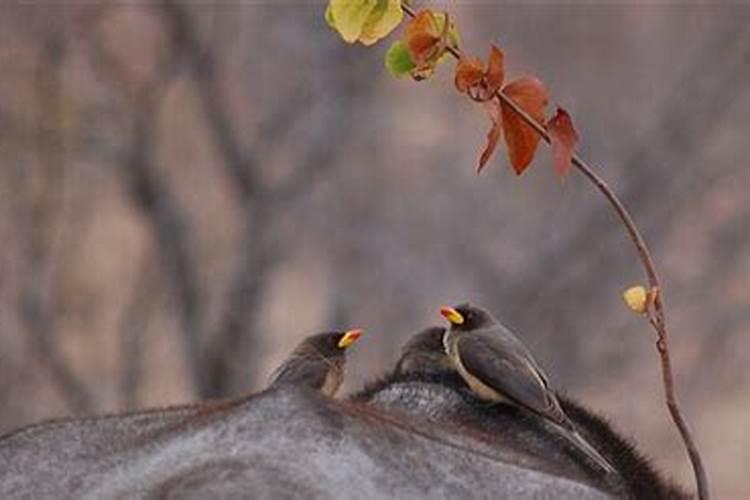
440 303 615 474
394 326 452 375
269 329 363 397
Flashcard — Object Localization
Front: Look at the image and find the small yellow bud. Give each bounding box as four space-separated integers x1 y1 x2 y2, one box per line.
623 286 648 314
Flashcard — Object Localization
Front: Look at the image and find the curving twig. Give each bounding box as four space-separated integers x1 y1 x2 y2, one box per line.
399 4 707 499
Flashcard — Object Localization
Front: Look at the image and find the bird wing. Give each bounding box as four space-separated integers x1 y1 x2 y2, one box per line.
268 354 331 390
456 331 564 424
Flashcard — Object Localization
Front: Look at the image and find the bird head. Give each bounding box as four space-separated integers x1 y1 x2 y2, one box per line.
394 326 452 375
336 329 364 349
439 303 496 331
302 329 364 355
401 326 446 353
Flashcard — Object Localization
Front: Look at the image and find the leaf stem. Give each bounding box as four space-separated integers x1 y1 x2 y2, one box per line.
401 4 708 499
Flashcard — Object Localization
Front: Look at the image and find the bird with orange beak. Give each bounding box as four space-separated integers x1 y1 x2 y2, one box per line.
440 303 615 474
394 326 452 376
269 329 363 397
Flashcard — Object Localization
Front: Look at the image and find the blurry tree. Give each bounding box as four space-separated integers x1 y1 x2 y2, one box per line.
0 1 373 412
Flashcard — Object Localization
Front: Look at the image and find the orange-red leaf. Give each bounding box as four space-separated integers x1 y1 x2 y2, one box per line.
404 10 440 65
478 99 503 173
454 45 505 102
485 45 504 95
500 76 549 175
547 107 579 178
455 56 483 93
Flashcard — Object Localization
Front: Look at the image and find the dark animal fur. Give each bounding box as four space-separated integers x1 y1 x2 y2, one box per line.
0 363 689 499
352 368 690 499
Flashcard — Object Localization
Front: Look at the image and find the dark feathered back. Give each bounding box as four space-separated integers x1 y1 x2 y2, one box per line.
268 331 350 395
394 326 452 375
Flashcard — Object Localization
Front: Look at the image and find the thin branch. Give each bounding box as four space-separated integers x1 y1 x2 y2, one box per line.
19 292 95 413
117 252 162 409
83 7 213 397
400 4 707 499
11 32 96 414
124 83 207 397
268 107 359 205
202 206 278 396
503 19 750 334
159 0 258 200
500 68 711 500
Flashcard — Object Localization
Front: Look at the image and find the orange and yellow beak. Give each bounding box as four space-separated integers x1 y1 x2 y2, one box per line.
338 329 364 348
440 306 464 326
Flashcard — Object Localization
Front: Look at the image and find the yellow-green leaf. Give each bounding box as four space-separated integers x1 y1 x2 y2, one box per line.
447 20 460 48
623 286 648 314
385 40 416 77
328 0 379 44
325 4 336 29
359 0 403 46
432 12 460 48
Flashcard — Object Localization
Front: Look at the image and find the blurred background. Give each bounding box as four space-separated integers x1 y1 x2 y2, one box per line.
0 1 748 497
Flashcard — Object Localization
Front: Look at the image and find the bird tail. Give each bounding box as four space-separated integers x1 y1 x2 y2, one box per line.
559 426 616 475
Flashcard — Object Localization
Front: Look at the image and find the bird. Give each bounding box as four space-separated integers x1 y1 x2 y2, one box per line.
394 326 453 375
268 329 363 397
440 303 615 474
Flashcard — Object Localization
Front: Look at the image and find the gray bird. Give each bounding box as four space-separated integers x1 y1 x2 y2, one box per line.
269 329 363 397
394 326 453 375
440 303 615 474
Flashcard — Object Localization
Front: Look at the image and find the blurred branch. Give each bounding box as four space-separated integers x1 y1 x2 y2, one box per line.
204 128 352 394
159 0 257 200
155 0 279 396
124 80 207 396
118 252 162 409
83 1 362 397
83 17 209 397
268 135 345 206
157 0 364 396
19 294 94 413
203 205 278 395
204 67 372 393
16 33 94 413
253 90 316 148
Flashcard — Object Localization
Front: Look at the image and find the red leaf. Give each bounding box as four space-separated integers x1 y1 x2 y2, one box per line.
484 45 505 95
455 56 484 93
500 76 549 175
478 99 503 173
404 10 440 66
547 107 579 178
454 45 505 102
